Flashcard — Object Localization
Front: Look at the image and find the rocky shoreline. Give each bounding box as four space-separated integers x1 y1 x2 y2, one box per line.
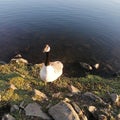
0 56 120 120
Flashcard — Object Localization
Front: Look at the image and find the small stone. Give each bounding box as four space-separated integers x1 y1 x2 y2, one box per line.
94 63 100 69
49 101 80 120
32 89 48 101
88 106 97 113
10 105 19 113
25 102 51 120
2 114 16 120
68 85 80 94
10 84 17 90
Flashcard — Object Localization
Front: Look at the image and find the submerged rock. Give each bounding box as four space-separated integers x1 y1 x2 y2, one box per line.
80 62 93 70
49 101 80 120
24 102 51 120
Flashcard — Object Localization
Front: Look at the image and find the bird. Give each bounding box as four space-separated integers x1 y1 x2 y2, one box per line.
40 44 63 82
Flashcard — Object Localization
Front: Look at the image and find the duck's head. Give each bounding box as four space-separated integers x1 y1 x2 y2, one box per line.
43 44 50 53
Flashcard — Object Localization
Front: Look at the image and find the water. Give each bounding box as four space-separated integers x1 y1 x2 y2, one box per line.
0 0 120 76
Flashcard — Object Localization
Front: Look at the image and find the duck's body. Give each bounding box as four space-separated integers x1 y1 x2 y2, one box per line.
40 45 63 82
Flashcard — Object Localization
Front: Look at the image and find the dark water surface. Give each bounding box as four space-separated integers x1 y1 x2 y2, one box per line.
0 0 120 76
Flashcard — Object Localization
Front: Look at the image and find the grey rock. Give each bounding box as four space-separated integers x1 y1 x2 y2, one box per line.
49 101 80 120
0 61 6 65
82 92 107 105
25 102 51 120
2 114 16 120
110 93 119 103
71 102 88 120
10 105 19 113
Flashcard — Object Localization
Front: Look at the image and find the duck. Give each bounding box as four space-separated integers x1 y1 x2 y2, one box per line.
40 44 63 82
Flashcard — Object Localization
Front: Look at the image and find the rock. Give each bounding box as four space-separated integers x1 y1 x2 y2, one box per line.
32 89 48 101
82 92 107 105
94 63 100 69
2 114 16 120
49 101 80 120
19 101 25 109
14 54 22 58
98 114 107 120
68 85 80 94
71 102 88 120
63 98 71 103
25 102 51 120
116 114 120 120
10 105 19 113
52 92 63 98
88 106 97 113
0 95 1 101
80 62 92 70
10 55 28 64
110 93 119 103
0 61 6 65
10 84 17 90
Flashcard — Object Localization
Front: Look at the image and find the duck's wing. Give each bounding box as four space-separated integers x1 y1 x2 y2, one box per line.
50 61 63 73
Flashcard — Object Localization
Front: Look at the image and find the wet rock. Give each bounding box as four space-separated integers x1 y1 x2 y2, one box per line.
10 54 28 64
0 61 6 65
68 85 80 94
80 62 92 70
94 63 100 69
49 101 80 120
82 92 107 105
32 89 48 101
25 102 51 120
2 114 16 120
10 105 19 113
